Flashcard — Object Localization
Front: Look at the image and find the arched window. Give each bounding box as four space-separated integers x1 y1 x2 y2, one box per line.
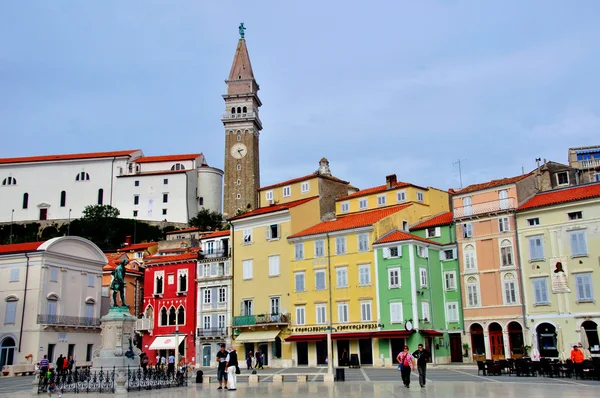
60 191 66 207
236 107 241 114
46 294 58 323
22 193 29 209
171 163 185 171
466 276 479 307
503 273 518 304
500 239 513 267
231 107 236 114
145 305 154 319
4 296 18 325
155 276 163 294
236 179 241 185
469 323 485 356
199 197 204 206
160 307 168 326
237 164 241 171
2 176 17 186
97 189 104 205
242 106 247 113
537 323 558 358
179 273 187 292
583 320 600 355
237 135 241 142
169 307 176 325
75 172 90 181
0 337 16 367
177 306 185 325
464 244 476 270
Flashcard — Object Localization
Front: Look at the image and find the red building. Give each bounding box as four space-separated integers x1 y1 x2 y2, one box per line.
138 252 198 367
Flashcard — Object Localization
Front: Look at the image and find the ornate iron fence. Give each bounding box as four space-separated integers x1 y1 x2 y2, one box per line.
37 367 115 394
126 366 189 391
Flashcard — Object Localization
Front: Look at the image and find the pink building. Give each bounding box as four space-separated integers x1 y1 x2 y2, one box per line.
452 173 536 360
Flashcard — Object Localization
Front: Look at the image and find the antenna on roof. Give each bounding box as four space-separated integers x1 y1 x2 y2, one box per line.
453 159 466 189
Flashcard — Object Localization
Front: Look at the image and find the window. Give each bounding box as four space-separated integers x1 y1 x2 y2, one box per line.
243 228 252 244
243 300 253 316
503 273 518 304
417 192 424 202
570 231 588 256
533 278 550 305
384 246 400 258
301 182 309 193
442 249 456 260
242 259 253 280
335 236 346 254
162 193 168 203
498 217 510 232
268 255 280 276
294 272 305 292
203 289 211 304
462 223 473 238
271 297 280 314
499 189 509 209
133 210 138 217
358 233 369 252
50 268 58 282
426 227 440 238
265 190 273 202
388 268 400 288
87 274 95 287
219 287 226 303
446 302 459 322
97 188 104 205
2 176 16 185
417 246 428 258
360 301 372 321
575 273 594 302
236 179 241 185
341 202 350 213
171 163 185 171
206 241 215 254
167 274 174 285
47 299 57 318
283 186 291 197
60 191 66 207
266 224 280 240
314 240 325 258
358 264 371 286
236 194 241 199
75 172 90 181
236 164 241 171
178 270 187 292
359 198 368 209
160 308 168 325
155 273 164 294
203 264 210 277
568 211 582 220
162 209 167 215
134 195 139 205
4 299 17 324
422 301 430 321
397 190 406 203
203 315 211 329
556 172 569 186
315 270 326 290
402 221 409 231
218 314 226 328
595 173 600 182
466 277 480 307
336 267 348 288
163 179 168 185
419 268 428 287
500 240 514 266
390 302 403 323
134 180 139 187
377 195 386 206
338 303 349 323
295 306 306 325
10 269 19 282
444 271 456 290
22 193 28 209
85 303 95 320
527 218 540 226
316 304 326 324
528 236 545 260
86 344 93 362
464 244 476 270
294 243 304 260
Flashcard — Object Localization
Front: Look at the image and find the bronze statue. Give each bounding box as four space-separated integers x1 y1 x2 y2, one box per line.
239 22 246 39
110 259 128 307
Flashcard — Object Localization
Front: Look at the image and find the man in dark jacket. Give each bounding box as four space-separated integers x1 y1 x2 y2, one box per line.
225 346 239 391
56 354 64 376
413 344 431 388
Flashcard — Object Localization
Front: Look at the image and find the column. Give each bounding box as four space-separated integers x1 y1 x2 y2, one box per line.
503 331 511 359
483 331 491 360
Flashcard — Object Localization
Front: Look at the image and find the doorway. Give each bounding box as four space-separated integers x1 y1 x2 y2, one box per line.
258 343 268 366
316 340 327 365
337 340 350 366
39 208 48 220
470 323 485 357
202 345 211 367
297 342 308 366
489 323 505 360
507 322 524 357
449 334 463 362
390 338 405 363
358 339 373 365
0 337 16 367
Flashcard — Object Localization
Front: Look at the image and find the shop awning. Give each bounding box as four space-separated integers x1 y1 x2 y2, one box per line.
149 335 186 350
419 329 444 337
331 332 374 340
576 149 599 155
285 334 327 342
234 330 280 343
372 330 414 339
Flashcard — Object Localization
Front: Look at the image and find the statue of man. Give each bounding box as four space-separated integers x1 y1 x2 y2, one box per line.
239 22 246 39
111 259 128 307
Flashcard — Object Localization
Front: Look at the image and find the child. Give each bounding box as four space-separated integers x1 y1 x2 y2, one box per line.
47 379 62 398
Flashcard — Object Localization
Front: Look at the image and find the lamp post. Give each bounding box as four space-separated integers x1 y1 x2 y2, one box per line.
9 209 14 244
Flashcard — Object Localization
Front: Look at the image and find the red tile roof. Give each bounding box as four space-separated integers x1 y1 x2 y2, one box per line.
337 181 413 201
258 173 349 191
454 172 533 195
133 154 202 163
202 230 230 239
289 203 412 238
118 242 157 252
518 183 600 211
165 227 201 235
117 170 189 178
229 196 319 221
410 212 453 230
0 241 44 254
373 230 441 246
0 150 138 165
144 252 198 265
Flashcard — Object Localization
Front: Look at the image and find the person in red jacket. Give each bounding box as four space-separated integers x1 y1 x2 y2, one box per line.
571 345 585 379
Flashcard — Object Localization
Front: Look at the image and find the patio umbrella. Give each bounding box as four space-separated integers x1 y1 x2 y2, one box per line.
557 328 566 361
531 333 540 361
580 327 591 359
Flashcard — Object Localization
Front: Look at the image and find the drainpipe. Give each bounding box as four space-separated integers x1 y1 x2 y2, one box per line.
513 213 528 335
19 253 31 352
425 243 435 363
325 233 334 377
229 223 234 346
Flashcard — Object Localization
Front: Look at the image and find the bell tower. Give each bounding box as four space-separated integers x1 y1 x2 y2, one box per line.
222 23 262 218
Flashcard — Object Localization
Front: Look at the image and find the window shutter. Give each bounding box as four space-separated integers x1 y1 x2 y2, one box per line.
397 246 402 257
424 247 429 258
439 250 446 261
5 302 16 324
435 227 441 237
452 248 457 259
210 263 217 276
577 232 587 255
583 276 592 299
570 233 579 255
383 248 390 258
277 225 281 239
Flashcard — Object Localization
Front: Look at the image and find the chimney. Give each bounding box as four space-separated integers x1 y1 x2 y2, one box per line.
124 236 132 246
386 174 397 189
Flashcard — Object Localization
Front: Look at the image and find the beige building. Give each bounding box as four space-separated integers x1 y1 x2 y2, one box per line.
568 146 600 184
0 237 106 373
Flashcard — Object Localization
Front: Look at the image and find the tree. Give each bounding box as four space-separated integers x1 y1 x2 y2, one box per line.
188 209 224 231
82 204 120 220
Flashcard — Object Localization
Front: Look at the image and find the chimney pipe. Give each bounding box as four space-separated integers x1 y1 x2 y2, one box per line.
386 174 397 189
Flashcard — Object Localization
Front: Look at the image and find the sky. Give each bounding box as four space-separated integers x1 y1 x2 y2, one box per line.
1 1 600 191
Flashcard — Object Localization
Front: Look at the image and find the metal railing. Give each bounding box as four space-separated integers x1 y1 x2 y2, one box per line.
200 250 230 259
37 314 101 327
453 198 515 218
37 367 115 394
222 112 258 120
135 318 153 331
233 313 290 327
197 327 228 337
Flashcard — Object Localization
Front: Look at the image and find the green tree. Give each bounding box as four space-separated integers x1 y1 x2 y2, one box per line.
188 209 224 231
82 204 120 220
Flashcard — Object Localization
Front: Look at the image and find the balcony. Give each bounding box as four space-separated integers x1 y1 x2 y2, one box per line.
222 112 258 120
233 313 290 328
581 159 600 169
37 314 100 328
200 250 230 259
197 327 228 338
135 317 153 331
454 198 515 219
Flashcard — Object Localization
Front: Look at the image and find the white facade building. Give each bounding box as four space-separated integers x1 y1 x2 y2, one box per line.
0 150 223 224
195 230 232 367
0 237 106 372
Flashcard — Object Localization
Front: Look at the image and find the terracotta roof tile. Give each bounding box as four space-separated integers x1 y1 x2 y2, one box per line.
144 252 198 265
374 230 441 246
258 173 349 191
454 172 533 195
202 230 230 239
117 170 189 178
518 182 600 211
165 227 201 235
0 150 139 165
0 241 45 254
410 212 453 230
337 182 413 201
289 204 412 238
118 242 157 252
229 196 319 221
133 154 202 163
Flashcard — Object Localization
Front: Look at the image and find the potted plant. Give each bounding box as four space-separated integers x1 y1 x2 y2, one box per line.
462 343 470 358
523 345 531 357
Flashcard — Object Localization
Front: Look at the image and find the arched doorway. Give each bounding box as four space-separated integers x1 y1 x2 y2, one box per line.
582 321 599 355
489 323 505 360
507 322 524 358
0 337 16 367
537 323 558 358
470 323 485 359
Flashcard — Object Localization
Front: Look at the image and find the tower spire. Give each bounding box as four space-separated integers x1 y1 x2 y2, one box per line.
228 35 255 81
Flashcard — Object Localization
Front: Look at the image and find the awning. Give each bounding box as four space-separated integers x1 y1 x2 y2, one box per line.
372 330 414 339
419 329 443 337
576 149 599 155
331 332 374 340
285 334 326 342
235 330 280 343
149 335 186 350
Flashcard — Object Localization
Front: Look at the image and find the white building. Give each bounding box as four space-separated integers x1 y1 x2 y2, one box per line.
196 230 232 367
0 236 106 373
0 150 223 224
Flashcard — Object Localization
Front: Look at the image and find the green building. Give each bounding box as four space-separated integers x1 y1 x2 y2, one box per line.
373 212 464 365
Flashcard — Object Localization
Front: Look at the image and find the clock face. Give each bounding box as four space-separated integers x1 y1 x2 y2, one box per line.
230 143 247 159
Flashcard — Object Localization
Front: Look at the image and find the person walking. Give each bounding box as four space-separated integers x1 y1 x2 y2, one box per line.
413 344 431 388
55 354 64 376
225 346 239 391
39 355 50 375
255 349 263 369
246 351 253 370
396 346 415 388
216 344 229 390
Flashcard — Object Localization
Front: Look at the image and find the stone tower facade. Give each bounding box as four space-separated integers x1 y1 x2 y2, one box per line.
222 36 261 218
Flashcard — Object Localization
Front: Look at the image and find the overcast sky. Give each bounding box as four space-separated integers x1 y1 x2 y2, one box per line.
1 1 599 191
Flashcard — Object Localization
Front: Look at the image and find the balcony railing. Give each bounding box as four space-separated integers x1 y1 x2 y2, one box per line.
233 313 290 327
200 250 230 259
581 159 600 169
135 317 153 331
37 314 100 327
453 198 515 219
222 112 258 120
197 327 228 337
